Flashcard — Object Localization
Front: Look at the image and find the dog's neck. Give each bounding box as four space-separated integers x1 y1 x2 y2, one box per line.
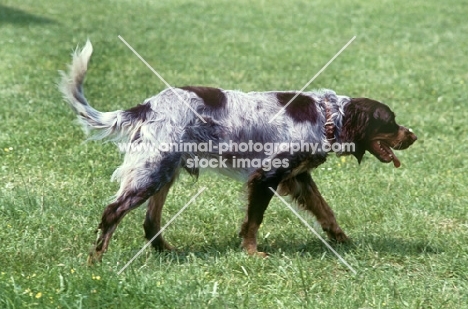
317 91 350 151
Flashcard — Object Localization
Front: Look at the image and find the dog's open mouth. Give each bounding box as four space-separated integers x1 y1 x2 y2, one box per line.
369 140 401 168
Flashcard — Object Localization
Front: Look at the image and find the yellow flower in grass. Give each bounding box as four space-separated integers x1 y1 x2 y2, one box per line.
92 274 101 280
70 268 75 274
35 292 42 299
337 156 347 167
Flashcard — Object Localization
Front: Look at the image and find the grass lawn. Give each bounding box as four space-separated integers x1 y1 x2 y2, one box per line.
1 0 467 308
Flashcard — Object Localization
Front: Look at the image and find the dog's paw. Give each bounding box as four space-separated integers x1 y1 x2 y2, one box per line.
243 250 269 258
324 227 349 243
243 246 269 258
330 231 350 243
153 239 175 252
254 251 269 258
87 251 103 266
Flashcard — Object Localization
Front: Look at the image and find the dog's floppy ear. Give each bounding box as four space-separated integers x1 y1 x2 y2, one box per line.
341 99 370 142
341 99 369 140
340 98 370 163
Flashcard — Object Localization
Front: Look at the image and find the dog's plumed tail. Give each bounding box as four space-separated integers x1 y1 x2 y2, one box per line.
60 40 143 141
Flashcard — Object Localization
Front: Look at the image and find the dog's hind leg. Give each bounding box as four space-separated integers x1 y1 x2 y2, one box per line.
143 176 176 251
88 153 181 264
284 172 348 243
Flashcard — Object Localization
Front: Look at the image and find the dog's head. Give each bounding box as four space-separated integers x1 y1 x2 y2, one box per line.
340 98 417 167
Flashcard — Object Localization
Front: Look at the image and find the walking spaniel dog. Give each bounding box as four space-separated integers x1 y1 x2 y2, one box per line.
60 41 417 263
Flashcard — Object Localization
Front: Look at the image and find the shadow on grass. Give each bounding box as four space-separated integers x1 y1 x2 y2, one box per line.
353 235 444 255
139 233 443 263
0 5 56 26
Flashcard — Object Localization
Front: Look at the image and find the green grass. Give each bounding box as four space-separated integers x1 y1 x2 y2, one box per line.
1 0 467 307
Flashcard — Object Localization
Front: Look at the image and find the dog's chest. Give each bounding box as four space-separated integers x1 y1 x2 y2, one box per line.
269 152 327 183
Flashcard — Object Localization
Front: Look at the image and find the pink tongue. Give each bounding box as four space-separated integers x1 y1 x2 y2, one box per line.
393 155 401 168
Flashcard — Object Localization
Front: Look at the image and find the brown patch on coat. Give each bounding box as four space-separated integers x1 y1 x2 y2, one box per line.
125 102 152 122
276 92 318 123
180 86 227 108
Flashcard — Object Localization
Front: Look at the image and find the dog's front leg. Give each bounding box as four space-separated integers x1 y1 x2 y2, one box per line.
239 169 281 257
294 172 349 242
